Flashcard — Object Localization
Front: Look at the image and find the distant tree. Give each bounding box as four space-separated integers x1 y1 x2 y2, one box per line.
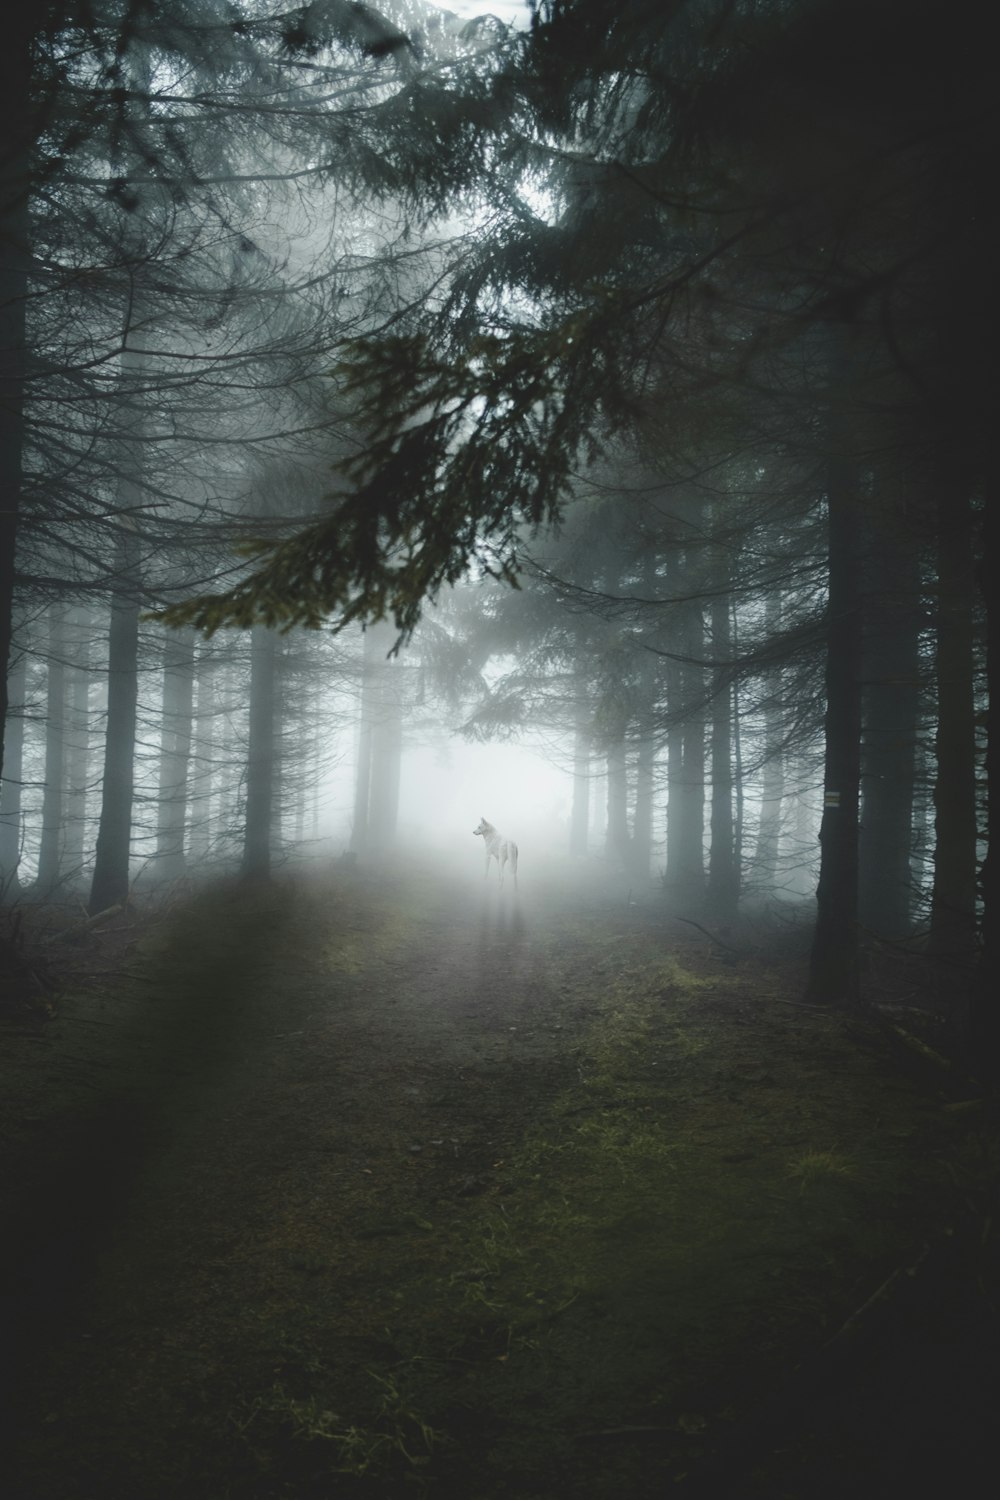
857 479 922 940
0 646 26 898
241 624 279 881
928 483 979 962
707 568 737 924
89 526 141 913
155 627 195 881
150 2 995 1050
350 619 406 857
35 607 72 897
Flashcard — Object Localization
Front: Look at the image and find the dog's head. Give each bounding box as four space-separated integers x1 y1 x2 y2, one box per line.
473 817 491 838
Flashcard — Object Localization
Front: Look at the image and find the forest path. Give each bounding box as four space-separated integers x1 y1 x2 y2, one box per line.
2 861 997 1500
1 860 616 1497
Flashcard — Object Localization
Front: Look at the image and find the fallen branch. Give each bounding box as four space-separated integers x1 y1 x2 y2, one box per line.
45 903 123 945
675 917 744 958
889 1022 954 1071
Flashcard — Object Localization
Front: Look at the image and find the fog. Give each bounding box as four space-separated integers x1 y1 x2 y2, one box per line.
0 0 989 984
394 741 571 855
3 6 994 1495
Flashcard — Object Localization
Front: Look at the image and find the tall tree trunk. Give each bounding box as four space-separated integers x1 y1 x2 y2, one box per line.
664 656 684 887
807 443 862 1004
36 607 68 895
632 734 655 883
156 627 194 880
732 675 745 894
858 489 920 939
754 741 784 891
707 584 738 922
570 664 591 857
632 633 658 883
351 699 374 856
351 621 402 856
368 660 402 854
187 643 215 864
214 660 241 863
88 312 148 915
790 758 820 897
676 612 706 896
61 608 92 879
241 625 277 880
89 532 140 914
605 734 629 865
0 645 25 898
570 713 590 857
970 474 997 1070
753 596 784 891
928 484 978 960
664 519 706 900
631 551 660 884
0 20 31 792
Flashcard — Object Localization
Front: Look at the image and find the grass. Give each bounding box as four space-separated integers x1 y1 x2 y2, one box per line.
5 871 996 1499
220 930 980 1496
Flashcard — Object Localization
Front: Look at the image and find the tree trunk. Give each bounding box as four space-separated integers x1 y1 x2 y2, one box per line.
789 759 820 897
241 625 277 880
858 489 920 939
707 585 738 922
369 656 402 854
0 20 31 793
351 621 403 856
89 536 140 914
631 625 659 883
605 734 629 865
676 617 706 896
928 484 977 960
632 734 655 883
969 472 997 1070
662 517 707 901
61 608 92 879
187 644 215 864
0 645 25 898
753 596 784 891
570 675 591 857
156 627 194 880
807 445 862 1004
36 607 69 895
214 659 241 863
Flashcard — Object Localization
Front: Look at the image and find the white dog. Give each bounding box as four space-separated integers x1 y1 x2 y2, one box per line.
473 817 518 888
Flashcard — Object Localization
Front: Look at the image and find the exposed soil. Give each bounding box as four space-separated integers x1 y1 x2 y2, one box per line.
1 858 997 1499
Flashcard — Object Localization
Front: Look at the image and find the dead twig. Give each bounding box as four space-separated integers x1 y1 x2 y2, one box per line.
45 903 123 945
675 917 745 957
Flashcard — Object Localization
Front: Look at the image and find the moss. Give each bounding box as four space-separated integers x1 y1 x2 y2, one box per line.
5 870 996 1499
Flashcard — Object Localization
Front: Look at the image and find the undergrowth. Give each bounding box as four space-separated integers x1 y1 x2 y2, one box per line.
215 911 987 1497
6 872 996 1500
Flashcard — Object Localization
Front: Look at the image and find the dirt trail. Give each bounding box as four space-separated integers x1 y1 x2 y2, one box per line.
2 863 600 1497
2 861 997 1500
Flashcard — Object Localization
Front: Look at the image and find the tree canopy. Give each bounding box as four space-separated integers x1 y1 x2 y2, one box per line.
153 0 998 645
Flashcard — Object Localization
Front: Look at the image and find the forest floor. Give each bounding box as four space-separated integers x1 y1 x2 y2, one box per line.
1 857 998 1500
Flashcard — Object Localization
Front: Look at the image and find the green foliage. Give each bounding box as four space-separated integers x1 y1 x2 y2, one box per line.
156 316 598 637
153 0 998 649
240 1368 443 1478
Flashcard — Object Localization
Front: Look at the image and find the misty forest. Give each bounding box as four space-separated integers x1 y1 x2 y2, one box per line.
2 2 998 1497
